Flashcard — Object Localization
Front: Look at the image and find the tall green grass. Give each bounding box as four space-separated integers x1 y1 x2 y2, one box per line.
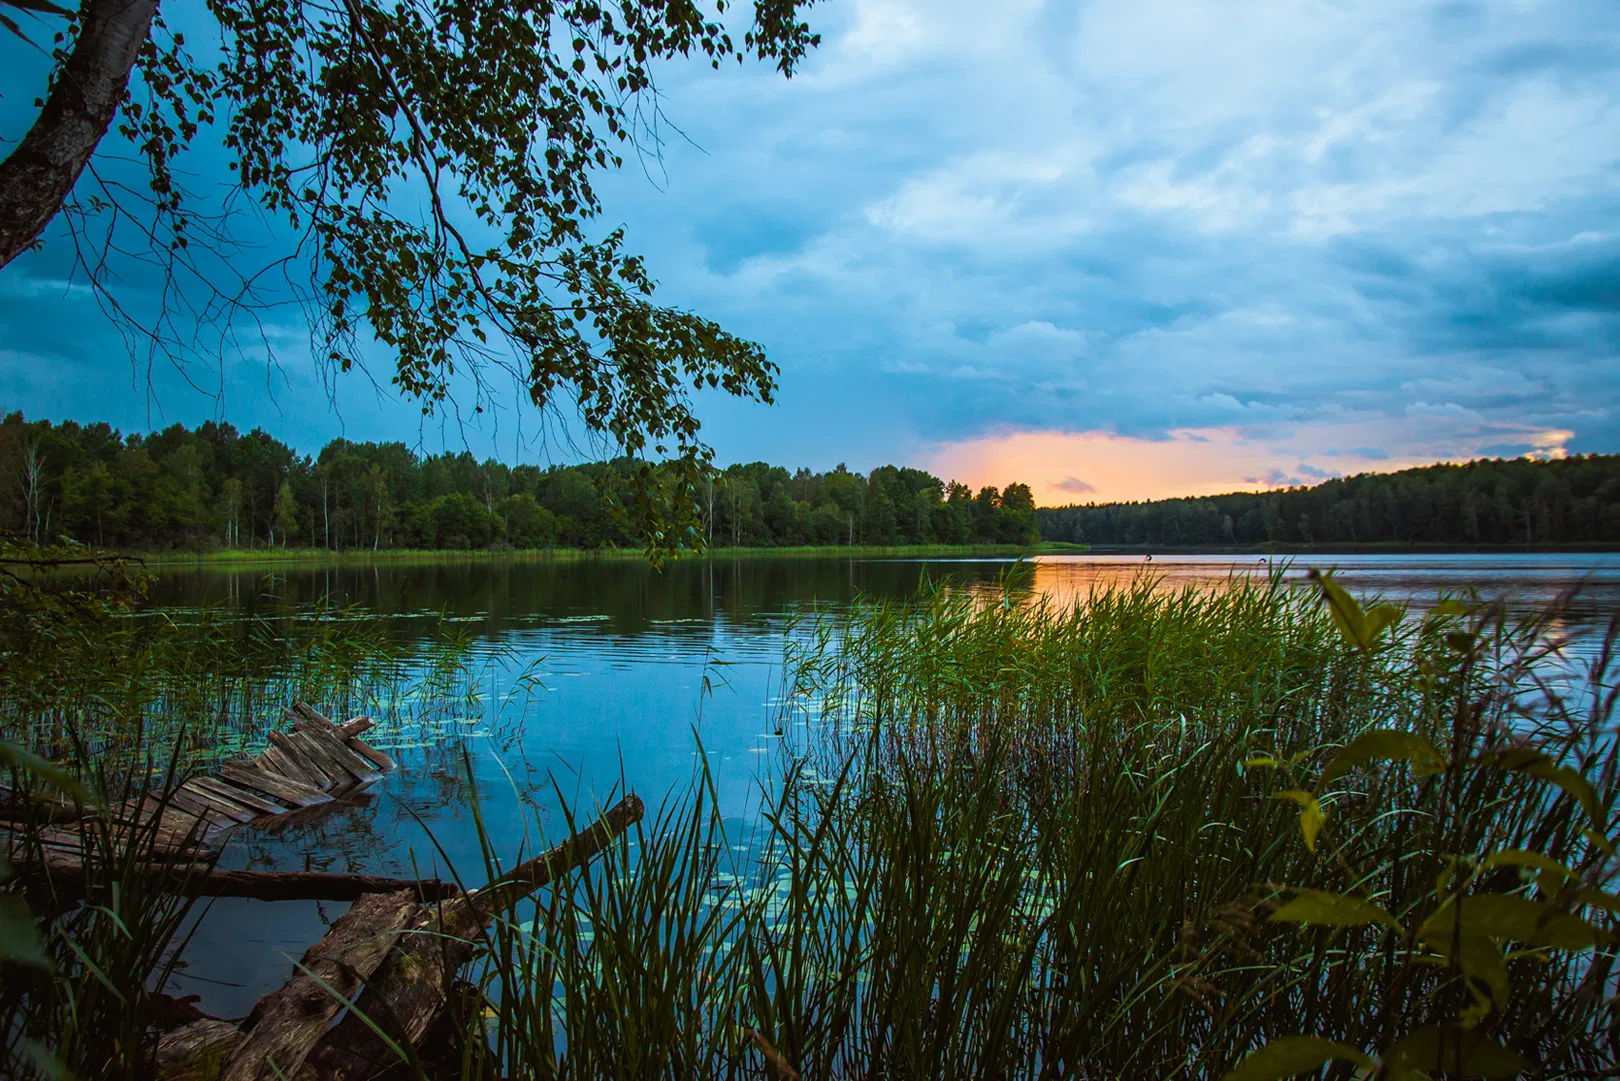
458 570 1616 1078
4 560 1615 1078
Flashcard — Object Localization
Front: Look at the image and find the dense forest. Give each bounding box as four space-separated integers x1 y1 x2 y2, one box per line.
0 413 1038 551
1039 454 1620 547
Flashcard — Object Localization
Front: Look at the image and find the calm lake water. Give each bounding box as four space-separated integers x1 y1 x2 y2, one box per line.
152 552 1620 1015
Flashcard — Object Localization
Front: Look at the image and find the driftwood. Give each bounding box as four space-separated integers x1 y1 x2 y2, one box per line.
305 793 646 1080
219 889 424 1081
14 857 460 903
157 792 645 1081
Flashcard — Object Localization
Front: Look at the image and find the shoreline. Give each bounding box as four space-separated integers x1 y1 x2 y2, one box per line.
124 539 1620 569
131 542 1077 568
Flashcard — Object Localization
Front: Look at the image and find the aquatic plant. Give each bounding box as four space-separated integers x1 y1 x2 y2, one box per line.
458 568 1616 1078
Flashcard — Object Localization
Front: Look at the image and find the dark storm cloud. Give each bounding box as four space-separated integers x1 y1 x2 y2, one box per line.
2 0 1618 476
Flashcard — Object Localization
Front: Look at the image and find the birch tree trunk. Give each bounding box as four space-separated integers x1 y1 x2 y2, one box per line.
0 0 158 268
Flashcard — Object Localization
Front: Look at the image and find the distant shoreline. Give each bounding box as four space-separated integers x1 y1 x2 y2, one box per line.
116 539 1620 569
1067 543 1620 556
132 543 1067 568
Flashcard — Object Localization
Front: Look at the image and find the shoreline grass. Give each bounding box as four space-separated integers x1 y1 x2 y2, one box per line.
118 538 1620 570
469 571 1618 1077
4 557 1615 1077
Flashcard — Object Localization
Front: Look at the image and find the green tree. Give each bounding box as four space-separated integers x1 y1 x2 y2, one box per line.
272 481 298 548
499 492 557 548
1 0 820 552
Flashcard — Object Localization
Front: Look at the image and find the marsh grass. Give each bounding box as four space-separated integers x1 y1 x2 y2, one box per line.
4 563 1616 1079
448 570 1617 1078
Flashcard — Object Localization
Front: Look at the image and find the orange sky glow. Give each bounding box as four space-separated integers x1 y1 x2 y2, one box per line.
923 427 1504 507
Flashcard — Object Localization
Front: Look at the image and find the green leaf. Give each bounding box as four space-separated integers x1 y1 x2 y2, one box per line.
1431 598 1476 618
0 740 92 805
1527 912 1609 950
1244 755 1285 769
1270 888 1400 929
1384 1026 1528 1078
1319 730 1447 786
1448 934 1510 1008
1476 850 1574 884
1223 1036 1376 1081
1275 790 1325 852
1444 631 1475 653
1418 892 1606 949
1583 829 1616 858
0 892 48 969
1311 569 1403 652
1420 893 1544 943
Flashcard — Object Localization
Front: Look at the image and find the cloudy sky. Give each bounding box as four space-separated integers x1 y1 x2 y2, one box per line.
3 0 1618 504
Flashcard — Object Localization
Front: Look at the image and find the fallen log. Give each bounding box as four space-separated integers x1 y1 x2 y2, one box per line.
156 792 645 1081
301 792 647 1081
218 889 423 1081
10 855 461 903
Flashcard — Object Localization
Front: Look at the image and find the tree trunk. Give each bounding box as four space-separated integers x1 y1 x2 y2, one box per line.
0 0 159 268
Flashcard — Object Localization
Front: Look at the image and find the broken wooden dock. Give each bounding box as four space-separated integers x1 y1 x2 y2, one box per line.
9 702 398 881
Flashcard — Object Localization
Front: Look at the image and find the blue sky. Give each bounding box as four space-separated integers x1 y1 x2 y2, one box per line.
3 0 1618 503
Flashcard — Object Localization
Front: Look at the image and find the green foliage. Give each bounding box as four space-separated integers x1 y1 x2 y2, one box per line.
16 0 826 556
1224 571 1619 1079
442 571 1615 1077
1224 1037 1375 1081
1039 453 1620 547
0 413 1042 554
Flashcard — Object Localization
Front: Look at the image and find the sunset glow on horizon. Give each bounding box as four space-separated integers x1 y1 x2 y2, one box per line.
925 428 1462 507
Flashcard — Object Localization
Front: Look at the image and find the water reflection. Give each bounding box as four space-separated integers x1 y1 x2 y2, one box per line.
154 552 1620 1015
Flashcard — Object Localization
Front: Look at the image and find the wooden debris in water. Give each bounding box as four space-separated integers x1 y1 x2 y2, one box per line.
4 701 396 875
155 792 646 1081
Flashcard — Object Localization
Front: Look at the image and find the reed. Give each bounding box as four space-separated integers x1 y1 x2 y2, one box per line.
458 569 1617 1078
4 552 1615 1078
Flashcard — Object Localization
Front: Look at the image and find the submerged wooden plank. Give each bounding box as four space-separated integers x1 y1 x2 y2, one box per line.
257 742 323 790
267 733 335 789
282 730 353 789
188 776 286 817
338 715 374 738
156 787 224 824
11 703 401 906
300 723 381 784
173 783 256 825
290 701 336 727
218 763 331 809
346 737 395 773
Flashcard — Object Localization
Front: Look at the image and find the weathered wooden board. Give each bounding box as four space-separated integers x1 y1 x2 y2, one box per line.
219 889 420 1081
188 776 287 817
218 763 331 808
8 704 398 894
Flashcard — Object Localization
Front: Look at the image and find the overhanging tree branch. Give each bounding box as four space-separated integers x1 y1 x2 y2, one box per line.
0 0 158 268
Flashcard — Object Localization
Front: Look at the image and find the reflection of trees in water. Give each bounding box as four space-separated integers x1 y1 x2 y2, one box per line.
147 558 1027 638
146 556 1620 673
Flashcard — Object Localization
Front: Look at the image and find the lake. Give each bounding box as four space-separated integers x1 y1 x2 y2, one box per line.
153 551 1620 1015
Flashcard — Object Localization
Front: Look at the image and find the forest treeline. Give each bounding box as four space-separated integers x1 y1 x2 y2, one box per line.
0 413 1038 551
1038 454 1620 547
